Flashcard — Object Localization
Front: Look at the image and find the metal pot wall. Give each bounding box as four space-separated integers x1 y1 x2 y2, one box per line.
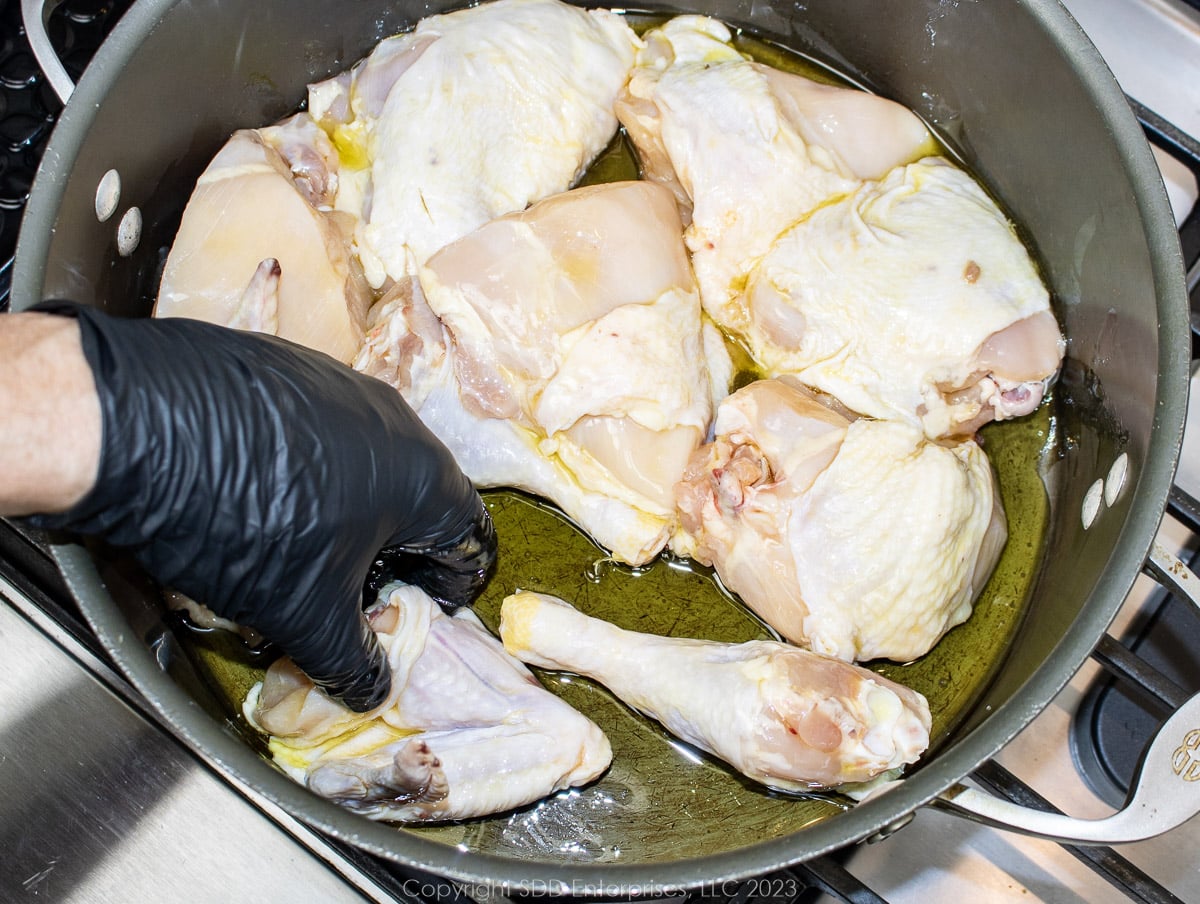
10 0 1193 890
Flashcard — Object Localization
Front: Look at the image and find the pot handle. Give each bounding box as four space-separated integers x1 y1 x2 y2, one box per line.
923 542 1200 845
20 0 75 105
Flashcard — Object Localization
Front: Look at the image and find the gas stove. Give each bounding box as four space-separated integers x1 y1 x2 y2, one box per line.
2 0 1200 901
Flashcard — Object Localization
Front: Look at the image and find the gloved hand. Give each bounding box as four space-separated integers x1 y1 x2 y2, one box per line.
21 302 497 712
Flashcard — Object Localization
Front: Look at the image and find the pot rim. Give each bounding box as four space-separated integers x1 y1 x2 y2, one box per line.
13 0 1191 889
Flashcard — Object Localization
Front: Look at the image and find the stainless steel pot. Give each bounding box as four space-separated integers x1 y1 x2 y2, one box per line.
11 0 1195 890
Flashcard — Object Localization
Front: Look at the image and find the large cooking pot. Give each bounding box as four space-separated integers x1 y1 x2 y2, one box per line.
11 0 1195 890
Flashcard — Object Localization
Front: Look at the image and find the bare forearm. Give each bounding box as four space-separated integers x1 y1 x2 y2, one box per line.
0 312 102 515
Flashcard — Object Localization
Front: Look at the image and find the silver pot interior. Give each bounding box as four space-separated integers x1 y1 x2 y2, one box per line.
11 0 1189 889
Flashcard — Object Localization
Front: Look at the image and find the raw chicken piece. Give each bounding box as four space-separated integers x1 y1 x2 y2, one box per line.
674 379 1006 662
155 114 371 364
615 15 932 323
244 583 611 822
308 0 639 286
351 279 668 555
744 157 1065 437
356 181 724 565
353 276 452 412
500 591 931 790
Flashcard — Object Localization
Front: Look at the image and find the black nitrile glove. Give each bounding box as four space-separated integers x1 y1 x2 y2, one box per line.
364 509 497 611
22 302 497 712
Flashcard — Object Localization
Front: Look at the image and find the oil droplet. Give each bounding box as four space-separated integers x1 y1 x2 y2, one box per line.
583 555 659 584
584 557 617 584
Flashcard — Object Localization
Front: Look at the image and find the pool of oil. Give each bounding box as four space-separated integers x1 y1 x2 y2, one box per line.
180 404 1052 863
171 14 1056 866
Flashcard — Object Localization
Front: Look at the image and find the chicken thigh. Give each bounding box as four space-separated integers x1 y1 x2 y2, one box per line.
617 17 1060 437
674 379 1006 662
744 157 1065 437
244 583 612 822
155 114 371 364
357 181 726 565
500 591 931 790
307 0 639 287
615 15 932 323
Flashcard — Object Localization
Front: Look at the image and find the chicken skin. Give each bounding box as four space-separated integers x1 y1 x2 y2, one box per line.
308 0 639 286
245 584 612 822
158 0 638 362
616 15 931 330
500 591 931 790
617 16 1061 438
674 379 1006 662
357 181 727 565
744 158 1065 437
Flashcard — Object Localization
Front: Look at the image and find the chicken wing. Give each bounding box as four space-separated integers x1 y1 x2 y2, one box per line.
244 583 612 822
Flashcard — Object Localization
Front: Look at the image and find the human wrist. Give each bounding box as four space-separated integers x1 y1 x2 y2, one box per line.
0 311 102 515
